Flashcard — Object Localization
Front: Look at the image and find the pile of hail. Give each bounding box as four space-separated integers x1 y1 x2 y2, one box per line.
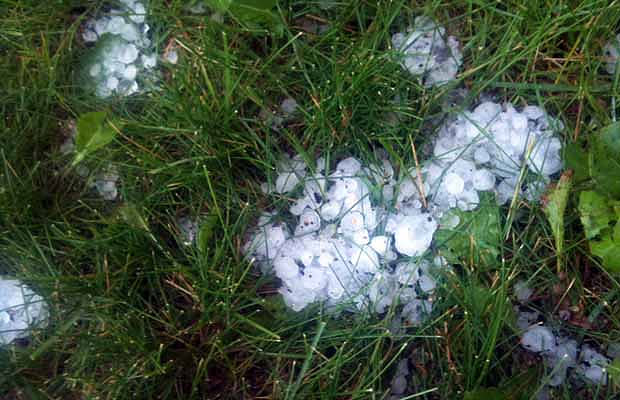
81 0 157 98
430 101 564 207
521 324 615 387
243 154 446 320
515 281 618 390
392 16 462 87
243 101 564 317
0 277 48 345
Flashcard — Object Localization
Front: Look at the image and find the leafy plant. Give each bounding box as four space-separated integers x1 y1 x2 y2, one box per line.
72 111 118 166
577 191 620 273
610 357 620 388
435 193 502 268
569 122 620 274
542 171 572 272
202 0 283 34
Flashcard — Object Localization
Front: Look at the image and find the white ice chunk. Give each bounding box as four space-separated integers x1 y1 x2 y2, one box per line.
275 172 300 194
369 236 389 255
178 216 198 246
349 246 379 274
281 97 298 116
82 29 98 43
340 211 365 232
335 157 361 176
443 172 465 195
129 2 146 23
301 268 327 291
295 209 321 236
473 146 491 164
577 345 609 384
122 64 138 81
352 229 370 245
0 278 48 345
89 63 101 77
514 280 533 303
402 299 432 326
273 256 299 280
393 214 437 257
141 53 157 69
164 48 178 64
472 169 495 191
521 325 556 354
320 200 342 221
106 76 119 91
603 34 620 75
93 168 120 200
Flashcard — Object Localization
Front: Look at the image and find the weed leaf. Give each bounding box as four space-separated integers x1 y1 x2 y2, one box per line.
435 193 501 267
589 122 620 197
73 111 117 166
589 237 620 273
204 0 233 11
564 143 588 183
578 191 620 273
578 190 613 240
543 171 572 261
610 357 620 387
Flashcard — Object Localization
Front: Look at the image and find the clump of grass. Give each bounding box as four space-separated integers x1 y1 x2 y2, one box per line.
1 0 620 399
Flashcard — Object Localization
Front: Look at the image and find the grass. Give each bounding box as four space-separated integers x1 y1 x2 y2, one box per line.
1 0 620 398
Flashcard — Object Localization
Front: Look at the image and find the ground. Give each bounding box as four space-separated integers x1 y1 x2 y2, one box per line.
1 0 620 399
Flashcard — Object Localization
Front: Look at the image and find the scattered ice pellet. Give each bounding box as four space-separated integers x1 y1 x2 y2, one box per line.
178 216 199 246
521 325 556 354
607 342 620 359
516 308 540 331
0 278 48 345
577 345 610 385
92 167 120 201
514 280 533 303
390 359 410 396
280 98 298 116
402 299 433 326
520 321 616 389
259 97 300 131
81 1 156 98
431 101 564 206
603 33 620 75
392 16 462 86
164 48 178 64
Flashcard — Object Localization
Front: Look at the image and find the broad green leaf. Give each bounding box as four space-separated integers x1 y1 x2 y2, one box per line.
73 111 117 166
542 172 572 267
578 190 614 240
435 193 501 267
590 237 620 273
228 0 283 35
564 142 588 183
589 122 620 197
204 0 233 11
610 357 620 387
